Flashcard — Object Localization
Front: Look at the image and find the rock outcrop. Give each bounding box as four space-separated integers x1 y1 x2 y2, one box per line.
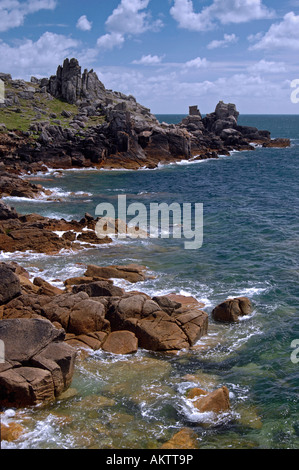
1 261 209 355
0 205 112 254
0 59 290 176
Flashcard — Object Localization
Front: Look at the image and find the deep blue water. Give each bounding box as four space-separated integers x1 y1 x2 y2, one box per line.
2 115 299 449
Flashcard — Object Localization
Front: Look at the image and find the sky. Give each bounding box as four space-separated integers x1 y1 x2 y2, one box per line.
0 0 299 114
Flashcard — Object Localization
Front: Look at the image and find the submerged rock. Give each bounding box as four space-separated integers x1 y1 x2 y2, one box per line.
187 386 231 414
161 428 199 449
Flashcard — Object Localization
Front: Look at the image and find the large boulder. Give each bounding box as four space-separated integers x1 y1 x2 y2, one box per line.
107 293 208 352
212 297 252 323
0 318 77 408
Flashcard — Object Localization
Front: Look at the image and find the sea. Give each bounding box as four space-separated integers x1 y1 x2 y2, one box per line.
1 114 299 450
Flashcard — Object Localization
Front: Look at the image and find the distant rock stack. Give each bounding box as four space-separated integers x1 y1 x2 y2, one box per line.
189 105 201 116
47 58 106 105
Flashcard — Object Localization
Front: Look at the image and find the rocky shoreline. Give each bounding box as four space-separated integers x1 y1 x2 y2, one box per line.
0 257 251 413
0 58 289 447
0 57 290 200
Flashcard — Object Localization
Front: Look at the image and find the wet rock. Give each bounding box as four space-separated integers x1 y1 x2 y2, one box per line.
212 297 252 323
161 428 198 449
0 422 25 442
188 386 230 414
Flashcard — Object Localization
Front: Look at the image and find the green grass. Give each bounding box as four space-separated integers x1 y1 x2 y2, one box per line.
0 82 107 135
0 82 78 132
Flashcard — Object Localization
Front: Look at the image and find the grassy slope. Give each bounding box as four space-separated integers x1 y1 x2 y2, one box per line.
0 82 105 134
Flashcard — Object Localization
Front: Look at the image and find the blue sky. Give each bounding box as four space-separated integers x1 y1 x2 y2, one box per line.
0 0 299 114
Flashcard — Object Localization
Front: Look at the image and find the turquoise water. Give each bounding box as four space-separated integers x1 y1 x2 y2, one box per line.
1 115 299 449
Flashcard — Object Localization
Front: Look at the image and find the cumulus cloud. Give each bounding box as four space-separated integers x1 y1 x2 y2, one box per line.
0 0 57 32
170 0 275 32
76 15 92 31
97 32 125 50
248 59 286 74
184 57 208 68
132 54 164 65
97 0 163 50
250 11 299 50
208 33 238 49
0 31 79 78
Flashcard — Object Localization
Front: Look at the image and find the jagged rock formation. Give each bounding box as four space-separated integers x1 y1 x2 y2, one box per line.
0 58 290 176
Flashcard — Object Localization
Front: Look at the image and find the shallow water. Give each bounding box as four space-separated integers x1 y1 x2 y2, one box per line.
1 115 299 449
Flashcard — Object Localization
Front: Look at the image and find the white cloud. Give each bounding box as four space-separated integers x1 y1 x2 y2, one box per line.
170 0 275 32
76 15 92 31
97 32 125 50
96 65 290 114
208 33 238 49
184 57 208 68
0 32 79 78
132 54 164 65
248 60 286 74
250 11 299 50
0 0 57 32
97 0 163 50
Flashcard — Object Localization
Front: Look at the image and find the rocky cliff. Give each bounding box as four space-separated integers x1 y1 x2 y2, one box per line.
0 58 290 181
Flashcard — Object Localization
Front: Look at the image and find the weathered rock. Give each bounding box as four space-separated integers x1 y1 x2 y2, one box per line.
0 201 18 220
33 277 64 296
0 264 21 305
0 318 77 408
72 281 124 298
84 264 148 283
212 297 252 323
263 138 291 148
107 294 208 352
102 331 138 355
3 292 110 336
42 292 110 336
